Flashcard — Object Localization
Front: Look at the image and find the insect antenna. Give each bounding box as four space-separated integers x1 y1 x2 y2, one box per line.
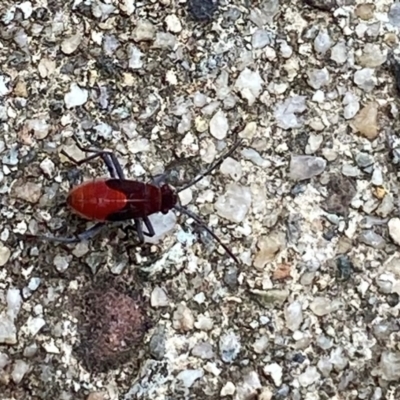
174 135 244 264
177 138 243 193
174 204 239 264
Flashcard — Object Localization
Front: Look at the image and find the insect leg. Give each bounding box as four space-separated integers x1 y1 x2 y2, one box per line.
24 222 105 244
134 219 145 243
143 216 155 237
123 218 154 242
63 137 126 179
61 149 119 178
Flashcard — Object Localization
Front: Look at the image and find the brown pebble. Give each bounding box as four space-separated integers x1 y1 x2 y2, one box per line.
373 186 386 200
272 264 292 281
384 33 398 47
87 392 107 400
11 180 42 204
350 102 379 140
254 233 286 270
13 79 28 97
355 3 375 20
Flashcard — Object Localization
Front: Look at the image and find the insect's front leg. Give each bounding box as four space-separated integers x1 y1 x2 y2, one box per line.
143 216 155 237
62 137 126 180
122 218 155 243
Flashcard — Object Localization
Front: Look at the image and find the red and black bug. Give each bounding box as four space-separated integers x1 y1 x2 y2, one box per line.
29 137 243 264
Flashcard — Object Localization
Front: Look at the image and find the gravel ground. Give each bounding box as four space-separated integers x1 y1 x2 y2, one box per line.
2 0 400 399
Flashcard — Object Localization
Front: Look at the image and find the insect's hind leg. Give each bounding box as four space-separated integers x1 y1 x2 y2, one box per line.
24 222 105 244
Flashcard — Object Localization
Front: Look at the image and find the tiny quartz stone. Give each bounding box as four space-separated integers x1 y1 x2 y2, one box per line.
343 92 360 119
61 33 82 54
252 29 271 49
307 68 330 89
209 109 229 139
150 287 169 308
289 155 326 181
165 14 182 33
310 297 341 316
357 44 386 68
254 233 286 270
285 301 303 331
388 218 400 246
172 304 194 332
263 363 283 386
253 336 268 354
354 68 376 92
234 68 264 105
11 360 30 384
192 342 214 359
359 231 385 249
274 96 307 129
331 41 347 64
176 370 204 388
0 243 11 267
215 183 252 223
64 83 88 108
128 45 143 69
220 157 242 181
389 3 400 27
298 366 321 387
133 19 156 42
314 29 332 54
220 382 236 396
379 351 400 381
219 331 241 363
11 181 42 203
87 392 107 400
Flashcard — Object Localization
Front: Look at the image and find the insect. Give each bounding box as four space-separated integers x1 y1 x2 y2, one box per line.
28 136 244 264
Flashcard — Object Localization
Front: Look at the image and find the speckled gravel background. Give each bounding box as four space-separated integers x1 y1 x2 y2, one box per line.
2 0 400 399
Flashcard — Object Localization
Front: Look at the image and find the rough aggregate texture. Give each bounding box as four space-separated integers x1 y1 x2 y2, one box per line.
2 0 400 399
74 276 149 374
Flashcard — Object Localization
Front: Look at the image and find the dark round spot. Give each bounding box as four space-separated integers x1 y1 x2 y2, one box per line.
387 292 399 307
75 277 150 373
336 255 353 281
187 0 219 22
292 353 306 363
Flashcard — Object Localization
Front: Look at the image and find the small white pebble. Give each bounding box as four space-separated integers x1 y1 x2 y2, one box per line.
209 110 229 140
14 221 27 235
39 158 55 178
151 287 169 308
193 292 206 304
53 255 70 273
165 70 177 85
178 188 192 206
263 363 283 386
165 14 182 33
220 381 236 396
11 360 29 384
64 83 88 108
0 243 11 267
